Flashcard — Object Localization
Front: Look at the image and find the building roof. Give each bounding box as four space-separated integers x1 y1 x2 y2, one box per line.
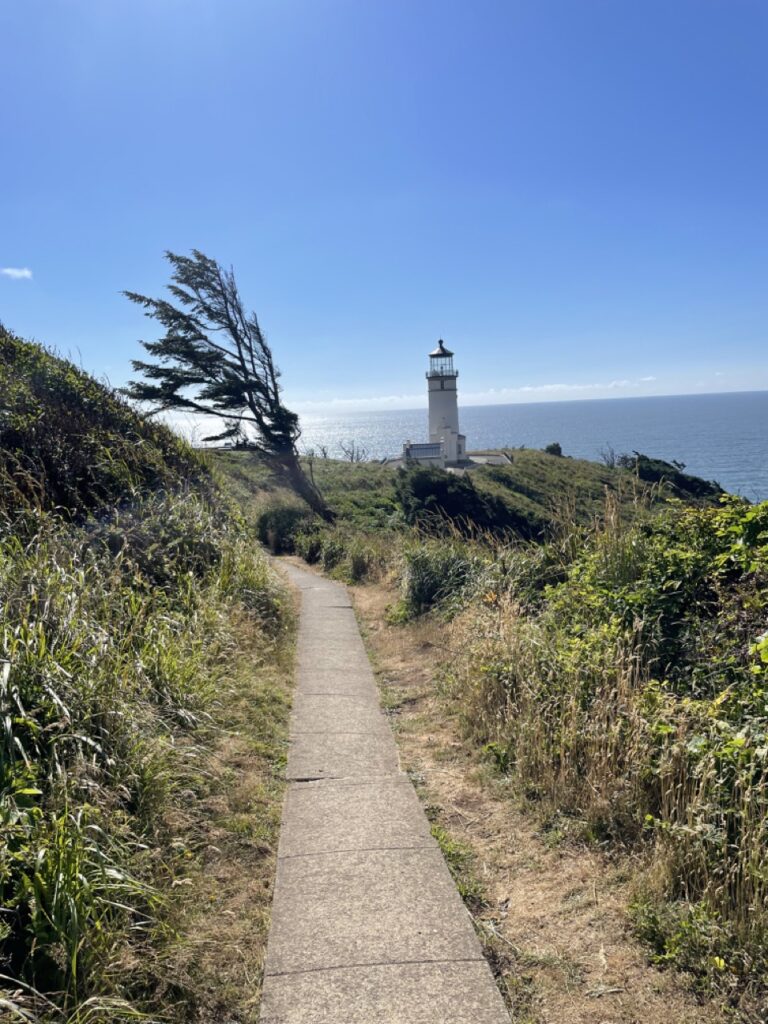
429 339 454 358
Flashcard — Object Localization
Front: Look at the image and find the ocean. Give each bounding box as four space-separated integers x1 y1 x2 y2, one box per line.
298 391 768 502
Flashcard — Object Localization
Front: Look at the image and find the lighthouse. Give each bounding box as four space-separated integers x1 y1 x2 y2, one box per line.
402 340 467 466
427 339 465 462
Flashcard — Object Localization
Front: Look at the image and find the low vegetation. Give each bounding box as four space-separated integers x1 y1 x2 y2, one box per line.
446 495 768 1013
215 444 768 1015
1 328 290 1021
217 444 720 541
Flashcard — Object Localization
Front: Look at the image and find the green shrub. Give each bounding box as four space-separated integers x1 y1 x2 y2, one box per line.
620 452 723 500
321 535 346 572
631 894 759 994
256 502 315 553
290 520 398 585
346 541 374 583
400 541 482 616
394 464 543 539
294 528 323 564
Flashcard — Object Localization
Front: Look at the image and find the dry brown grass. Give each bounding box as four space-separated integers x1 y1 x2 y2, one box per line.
352 582 727 1024
146 607 295 1022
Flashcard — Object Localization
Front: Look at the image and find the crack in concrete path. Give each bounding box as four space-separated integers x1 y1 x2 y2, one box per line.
259 562 510 1024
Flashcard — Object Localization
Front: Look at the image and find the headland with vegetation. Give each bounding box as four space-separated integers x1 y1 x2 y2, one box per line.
216 442 768 1019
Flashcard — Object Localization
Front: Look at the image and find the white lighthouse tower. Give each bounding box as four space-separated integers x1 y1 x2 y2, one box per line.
402 340 467 466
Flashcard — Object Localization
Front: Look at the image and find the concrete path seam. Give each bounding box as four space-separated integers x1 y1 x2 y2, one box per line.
264 955 487 979
279 843 436 861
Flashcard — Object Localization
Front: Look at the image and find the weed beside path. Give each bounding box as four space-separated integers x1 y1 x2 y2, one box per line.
148 610 294 1022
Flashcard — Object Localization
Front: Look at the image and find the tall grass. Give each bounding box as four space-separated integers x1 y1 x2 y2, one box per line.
444 495 768 1005
0 329 290 1019
0 491 285 1020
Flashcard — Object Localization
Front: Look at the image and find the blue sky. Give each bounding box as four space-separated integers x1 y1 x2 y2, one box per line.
2 0 767 412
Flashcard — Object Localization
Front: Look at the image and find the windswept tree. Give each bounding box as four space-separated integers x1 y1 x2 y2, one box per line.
123 250 333 520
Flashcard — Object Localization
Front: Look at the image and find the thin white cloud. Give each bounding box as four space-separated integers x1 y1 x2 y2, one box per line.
294 392 425 413
291 376 663 414
462 376 662 402
1 267 32 280
515 379 632 393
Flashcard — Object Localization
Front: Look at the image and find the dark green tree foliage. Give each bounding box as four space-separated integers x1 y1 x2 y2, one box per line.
619 452 723 500
124 251 332 519
394 465 543 539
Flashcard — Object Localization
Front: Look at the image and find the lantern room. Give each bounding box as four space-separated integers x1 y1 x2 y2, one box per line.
427 339 458 379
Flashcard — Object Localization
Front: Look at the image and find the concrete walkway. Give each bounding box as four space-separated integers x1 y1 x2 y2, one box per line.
260 563 510 1024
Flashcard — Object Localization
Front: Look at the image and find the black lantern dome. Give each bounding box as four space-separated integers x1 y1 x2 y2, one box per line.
427 339 457 378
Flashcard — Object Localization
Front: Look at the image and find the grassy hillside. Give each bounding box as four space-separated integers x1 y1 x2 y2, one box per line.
0 328 214 516
213 445 721 540
471 448 721 532
0 329 290 1022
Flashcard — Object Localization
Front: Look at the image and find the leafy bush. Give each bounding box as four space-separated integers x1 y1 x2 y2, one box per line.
294 528 323 564
320 535 346 572
256 501 315 553
619 452 723 500
293 524 394 584
345 538 375 583
394 465 542 539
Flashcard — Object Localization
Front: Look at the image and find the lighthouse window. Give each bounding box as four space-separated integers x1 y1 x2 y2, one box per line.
429 355 454 376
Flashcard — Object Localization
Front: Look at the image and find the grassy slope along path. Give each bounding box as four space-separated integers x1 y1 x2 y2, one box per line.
260 562 510 1024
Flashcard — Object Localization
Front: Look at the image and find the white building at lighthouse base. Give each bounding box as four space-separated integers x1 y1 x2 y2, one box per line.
402 427 466 468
